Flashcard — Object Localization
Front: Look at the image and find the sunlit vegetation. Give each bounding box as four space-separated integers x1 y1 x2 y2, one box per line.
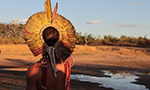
76 32 150 47
0 23 150 47
0 23 26 44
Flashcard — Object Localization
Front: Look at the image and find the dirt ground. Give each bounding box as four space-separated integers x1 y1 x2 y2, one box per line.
0 44 150 90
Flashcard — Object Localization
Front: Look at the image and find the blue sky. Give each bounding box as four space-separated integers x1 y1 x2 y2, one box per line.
0 0 150 39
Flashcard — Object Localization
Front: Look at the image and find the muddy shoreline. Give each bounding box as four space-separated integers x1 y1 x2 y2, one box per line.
0 64 150 90
0 69 113 90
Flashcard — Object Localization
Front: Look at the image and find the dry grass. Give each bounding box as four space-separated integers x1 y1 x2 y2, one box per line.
0 44 150 70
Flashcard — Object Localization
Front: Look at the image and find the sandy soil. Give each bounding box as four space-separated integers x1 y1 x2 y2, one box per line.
0 44 150 90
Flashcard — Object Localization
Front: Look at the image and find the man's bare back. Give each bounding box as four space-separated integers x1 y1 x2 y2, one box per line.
26 57 66 90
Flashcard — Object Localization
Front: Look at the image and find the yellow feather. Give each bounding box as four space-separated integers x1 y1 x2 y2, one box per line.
45 0 52 22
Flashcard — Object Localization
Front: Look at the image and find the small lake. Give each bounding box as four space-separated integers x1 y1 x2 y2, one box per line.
71 70 150 90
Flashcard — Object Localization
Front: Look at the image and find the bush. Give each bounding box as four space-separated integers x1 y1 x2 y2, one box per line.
76 32 150 47
0 23 25 44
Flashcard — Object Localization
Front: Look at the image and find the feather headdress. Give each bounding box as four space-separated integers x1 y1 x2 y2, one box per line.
24 0 76 59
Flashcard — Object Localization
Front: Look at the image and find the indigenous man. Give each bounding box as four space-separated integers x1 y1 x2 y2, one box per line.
24 0 76 90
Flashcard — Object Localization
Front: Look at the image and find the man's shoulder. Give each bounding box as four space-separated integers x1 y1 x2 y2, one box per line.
26 62 42 79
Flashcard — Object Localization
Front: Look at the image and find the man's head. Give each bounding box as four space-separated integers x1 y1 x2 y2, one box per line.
42 27 59 46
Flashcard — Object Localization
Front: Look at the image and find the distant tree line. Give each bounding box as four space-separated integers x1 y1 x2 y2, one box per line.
76 32 150 47
0 23 25 44
0 23 150 47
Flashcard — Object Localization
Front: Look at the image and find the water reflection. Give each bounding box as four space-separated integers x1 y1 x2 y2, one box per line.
71 70 150 90
103 70 150 77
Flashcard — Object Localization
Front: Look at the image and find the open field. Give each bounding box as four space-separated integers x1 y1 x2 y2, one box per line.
0 44 150 90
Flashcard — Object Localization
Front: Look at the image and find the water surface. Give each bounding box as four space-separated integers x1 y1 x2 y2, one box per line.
71 70 149 90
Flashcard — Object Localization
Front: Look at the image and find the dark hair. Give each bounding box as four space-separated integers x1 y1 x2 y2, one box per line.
42 27 59 46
